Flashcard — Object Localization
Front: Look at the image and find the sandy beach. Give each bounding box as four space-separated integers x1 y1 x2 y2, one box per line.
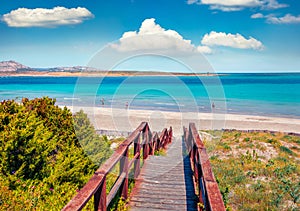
68 106 300 135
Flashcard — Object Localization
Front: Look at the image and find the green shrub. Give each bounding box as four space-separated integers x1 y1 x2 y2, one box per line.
244 137 250 142
0 97 112 210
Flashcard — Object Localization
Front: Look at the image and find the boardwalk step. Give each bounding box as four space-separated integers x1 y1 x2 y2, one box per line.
129 137 198 211
131 192 197 200
137 179 187 185
133 186 196 195
129 201 198 211
138 183 195 191
141 167 192 173
131 196 196 204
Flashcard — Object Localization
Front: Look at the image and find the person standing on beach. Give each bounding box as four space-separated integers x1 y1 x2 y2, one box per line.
125 102 128 109
101 98 105 106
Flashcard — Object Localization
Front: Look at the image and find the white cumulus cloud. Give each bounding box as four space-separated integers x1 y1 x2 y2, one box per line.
188 0 288 11
251 13 264 18
201 0 263 7
209 5 244 11
2 7 93 27
266 14 300 24
197 46 213 54
187 0 198 5
201 31 264 50
112 19 264 55
251 13 300 24
262 0 288 9
111 18 212 54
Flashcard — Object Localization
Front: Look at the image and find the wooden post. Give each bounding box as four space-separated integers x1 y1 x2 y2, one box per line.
153 142 156 155
149 133 155 155
163 130 167 149
194 148 199 183
143 127 149 160
120 147 129 200
168 127 173 143
148 129 153 156
199 177 205 209
94 176 106 211
189 130 195 168
134 135 141 179
156 136 160 150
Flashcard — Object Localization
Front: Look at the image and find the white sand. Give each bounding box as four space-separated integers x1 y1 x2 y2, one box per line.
68 106 300 135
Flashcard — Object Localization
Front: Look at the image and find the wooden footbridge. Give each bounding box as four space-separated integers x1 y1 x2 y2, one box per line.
63 122 225 211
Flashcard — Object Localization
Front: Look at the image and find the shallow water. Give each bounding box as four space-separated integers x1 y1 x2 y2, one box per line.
0 73 299 118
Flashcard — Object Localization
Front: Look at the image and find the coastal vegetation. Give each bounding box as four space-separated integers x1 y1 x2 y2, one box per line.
1 96 299 210
203 130 300 210
0 97 112 210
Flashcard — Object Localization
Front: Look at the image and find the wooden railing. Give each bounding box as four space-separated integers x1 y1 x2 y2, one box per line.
183 123 225 211
62 122 172 211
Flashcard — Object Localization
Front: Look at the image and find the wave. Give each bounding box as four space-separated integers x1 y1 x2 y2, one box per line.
63 97 81 101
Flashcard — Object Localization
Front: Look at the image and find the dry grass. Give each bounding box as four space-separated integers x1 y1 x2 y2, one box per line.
202 130 300 211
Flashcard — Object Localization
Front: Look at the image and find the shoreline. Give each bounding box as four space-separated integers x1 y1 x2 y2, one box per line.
67 106 300 135
0 71 221 77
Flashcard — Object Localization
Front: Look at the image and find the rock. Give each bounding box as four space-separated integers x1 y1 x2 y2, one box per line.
0 60 31 72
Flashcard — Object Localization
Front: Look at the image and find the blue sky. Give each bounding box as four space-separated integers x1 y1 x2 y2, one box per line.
0 0 300 72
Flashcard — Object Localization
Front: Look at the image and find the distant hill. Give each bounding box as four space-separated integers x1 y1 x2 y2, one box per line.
0 60 32 72
0 60 217 76
0 61 98 73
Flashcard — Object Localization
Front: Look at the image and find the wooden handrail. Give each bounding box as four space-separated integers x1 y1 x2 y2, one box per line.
62 122 173 211
183 123 225 211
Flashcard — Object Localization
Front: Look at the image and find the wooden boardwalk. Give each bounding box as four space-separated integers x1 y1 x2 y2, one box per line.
63 122 225 211
129 136 198 211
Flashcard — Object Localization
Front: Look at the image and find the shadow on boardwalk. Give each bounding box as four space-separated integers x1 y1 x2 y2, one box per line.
129 136 198 211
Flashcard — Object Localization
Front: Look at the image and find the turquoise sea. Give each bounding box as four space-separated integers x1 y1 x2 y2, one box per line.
0 73 299 118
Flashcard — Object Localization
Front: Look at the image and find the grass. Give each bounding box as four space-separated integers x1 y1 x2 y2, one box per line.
154 148 167 156
280 146 295 155
203 130 300 211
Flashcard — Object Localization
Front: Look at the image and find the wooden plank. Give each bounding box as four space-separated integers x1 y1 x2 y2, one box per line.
130 207 178 211
136 178 187 185
130 201 198 211
95 122 146 175
62 173 105 210
131 193 197 201
129 136 198 211
189 122 205 149
204 181 226 211
186 123 226 211
139 176 185 182
120 148 129 199
133 140 141 179
130 196 196 205
128 152 140 169
94 176 106 211
63 122 176 211
63 122 149 210
198 148 215 182
137 185 193 192
135 189 196 197
106 172 126 206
